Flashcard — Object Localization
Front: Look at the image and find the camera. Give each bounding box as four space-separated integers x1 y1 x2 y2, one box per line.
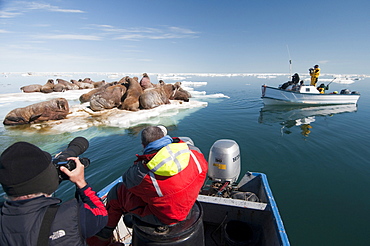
52 137 90 182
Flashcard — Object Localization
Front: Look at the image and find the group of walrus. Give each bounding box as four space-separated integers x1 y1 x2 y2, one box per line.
20 77 106 93
3 73 192 126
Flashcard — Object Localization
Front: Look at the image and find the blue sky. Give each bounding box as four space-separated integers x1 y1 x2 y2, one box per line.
0 0 369 74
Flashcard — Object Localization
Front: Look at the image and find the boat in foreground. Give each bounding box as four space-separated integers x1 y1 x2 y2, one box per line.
97 139 290 246
261 85 360 105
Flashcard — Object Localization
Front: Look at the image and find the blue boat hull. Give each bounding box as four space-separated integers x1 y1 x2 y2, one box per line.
97 171 290 246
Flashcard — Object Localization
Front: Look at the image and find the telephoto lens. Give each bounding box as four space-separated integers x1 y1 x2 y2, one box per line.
53 137 90 182
56 137 89 161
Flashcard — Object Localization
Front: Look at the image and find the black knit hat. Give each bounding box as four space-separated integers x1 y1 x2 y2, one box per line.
0 142 59 197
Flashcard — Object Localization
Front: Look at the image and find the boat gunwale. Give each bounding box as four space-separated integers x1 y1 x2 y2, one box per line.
254 172 290 246
262 85 360 96
261 97 359 106
97 172 291 246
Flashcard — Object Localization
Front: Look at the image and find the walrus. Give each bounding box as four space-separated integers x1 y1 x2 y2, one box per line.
20 84 42 93
139 87 171 109
81 78 93 84
93 80 107 88
53 83 66 92
170 82 191 102
40 79 55 93
20 79 56 93
89 84 127 111
158 81 191 102
3 98 69 125
119 76 143 111
79 88 101 103
56 78 79 90
79 82 119 103
140 73 154 90
71 79 94 89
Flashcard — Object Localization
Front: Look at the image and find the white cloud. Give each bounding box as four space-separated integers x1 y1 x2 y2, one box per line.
109 25 199 41
0 1 85 19
0 29 11 33
40 34 102 41
26 2 84 13
149 33 197 40
318 60 330 64
114 34 146 41
87 24 200 41
0 10 22 18
95 24 114 29
168 26 198 34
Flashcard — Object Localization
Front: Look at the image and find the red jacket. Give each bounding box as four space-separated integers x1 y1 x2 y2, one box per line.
121 137 208 225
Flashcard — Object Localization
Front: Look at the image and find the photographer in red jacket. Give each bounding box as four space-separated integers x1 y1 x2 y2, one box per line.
89 125 208 245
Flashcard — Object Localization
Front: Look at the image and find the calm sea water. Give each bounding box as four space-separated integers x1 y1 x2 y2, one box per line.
0 73 369 245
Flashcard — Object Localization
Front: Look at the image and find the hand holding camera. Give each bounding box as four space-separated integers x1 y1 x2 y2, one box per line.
60 157 87 188
52 137 91 183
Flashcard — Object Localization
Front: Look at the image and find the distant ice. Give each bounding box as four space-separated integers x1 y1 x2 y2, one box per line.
157 74 188 81
181 81 207 87
3 72 369 80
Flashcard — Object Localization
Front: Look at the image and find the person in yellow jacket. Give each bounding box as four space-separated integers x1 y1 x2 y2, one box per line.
309 64 320 86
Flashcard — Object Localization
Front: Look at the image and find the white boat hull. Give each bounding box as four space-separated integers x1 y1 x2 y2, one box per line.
261 85 360 105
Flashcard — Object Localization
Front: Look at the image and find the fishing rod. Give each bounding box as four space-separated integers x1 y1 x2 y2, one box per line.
286 45 292 77
327 77 337 86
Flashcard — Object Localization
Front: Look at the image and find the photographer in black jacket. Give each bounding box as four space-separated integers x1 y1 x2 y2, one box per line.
0 141 107 245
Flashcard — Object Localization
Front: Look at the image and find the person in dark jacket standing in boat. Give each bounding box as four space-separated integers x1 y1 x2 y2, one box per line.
291 73 300 84
0 141 108 246
88 125 208 245
309 64 320 86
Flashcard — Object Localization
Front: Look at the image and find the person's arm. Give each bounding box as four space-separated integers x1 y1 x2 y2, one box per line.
60 157 108 238
76 184 108 238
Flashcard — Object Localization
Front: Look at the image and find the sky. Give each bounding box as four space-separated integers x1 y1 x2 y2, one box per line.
0 0 369 74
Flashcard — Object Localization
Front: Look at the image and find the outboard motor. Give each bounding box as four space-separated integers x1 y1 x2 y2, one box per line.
202 140 256 200
208 139 241 184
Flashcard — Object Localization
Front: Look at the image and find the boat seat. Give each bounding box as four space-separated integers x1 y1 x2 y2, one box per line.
131 201 205 246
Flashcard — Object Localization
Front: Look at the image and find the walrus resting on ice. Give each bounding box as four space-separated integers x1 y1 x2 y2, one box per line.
3 98 69 125
20 84 43 93
118 76 143 111
139 73 154 90
168 82 191 102
139 87 171 109
89 84 127 111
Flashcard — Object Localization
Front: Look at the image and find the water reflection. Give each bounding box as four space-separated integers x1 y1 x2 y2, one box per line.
258 104 358 136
